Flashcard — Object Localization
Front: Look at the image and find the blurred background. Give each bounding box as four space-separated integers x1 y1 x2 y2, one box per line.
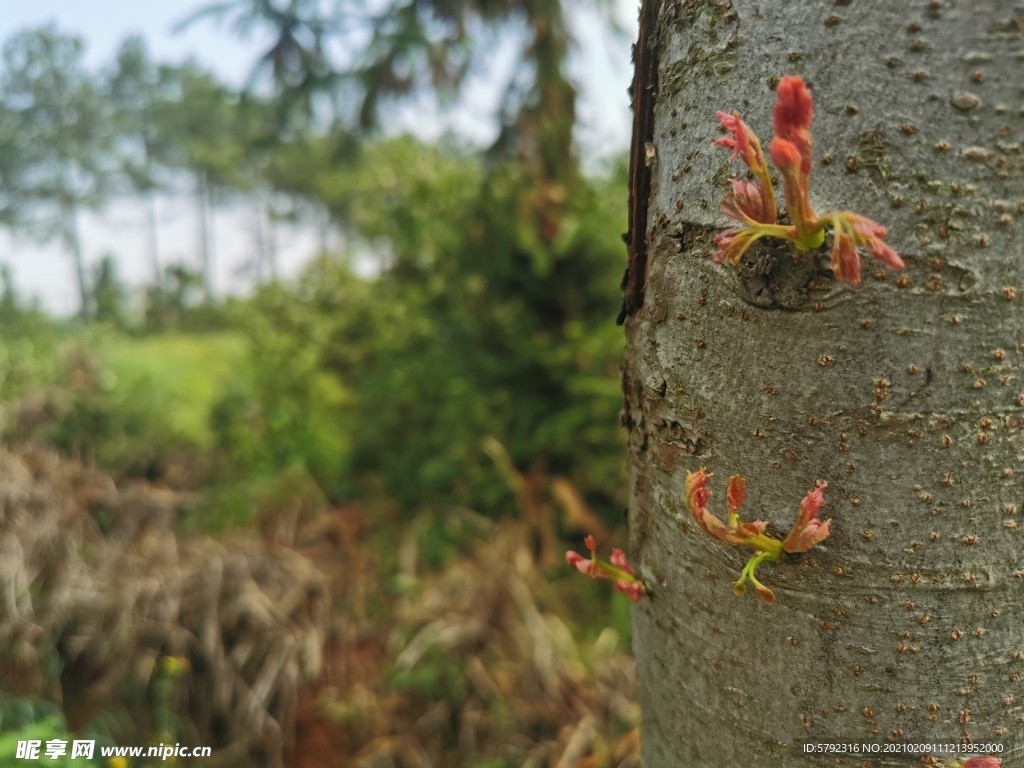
0 0 641 765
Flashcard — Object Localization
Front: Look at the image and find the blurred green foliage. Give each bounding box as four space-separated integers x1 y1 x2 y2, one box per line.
0 661 193 768
0 138 628 529
242 136 629 520
0 716 85 767
0 2 637 763
0 696 108 767
0 11 630 525
101 333 247 448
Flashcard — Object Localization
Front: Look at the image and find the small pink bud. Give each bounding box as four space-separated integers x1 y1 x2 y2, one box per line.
686 471 831 604
782 483 831 553
712 228 760 266
610 548 634 574
722 179 773 224
567 537 645 601
866 238 905 270
850 216 887 239
714 110 762 170
686 469 729 541
566 550 597 577
825 213 904 285
733 518 770 538
799 483 827 526
714 109 777 225
773 76 813 176
831 232 861 286
769 138 802 177
687 468 711 509
713 75 901 285
782 518 831 553
773 76 813 138
754 582 776 605
615 580 644 602
712 229 740 265
961 758 1002 768
726 474 746 514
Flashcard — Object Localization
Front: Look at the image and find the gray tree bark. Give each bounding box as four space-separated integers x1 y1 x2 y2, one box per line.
623 1 1024 765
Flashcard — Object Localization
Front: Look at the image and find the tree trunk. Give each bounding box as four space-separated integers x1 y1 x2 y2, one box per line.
623 1 1024 764
65 204 89 322
255 193 277 284
146 191 161 286
252 200 265 285
264 196 277 282
317 206 331 256
197 171 214 302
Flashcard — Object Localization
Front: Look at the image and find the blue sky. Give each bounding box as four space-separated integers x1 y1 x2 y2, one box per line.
0 0 637 314
0 0 264 85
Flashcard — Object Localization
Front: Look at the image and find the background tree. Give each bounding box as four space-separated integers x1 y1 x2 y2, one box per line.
621 0 1024 763
195 0 630 524
184 0 594 230
89 254 128 328
225 94 284 285
0 26 112 321
154 64 244 302
0 10 645 768
106 37 176 286
143 264 207 331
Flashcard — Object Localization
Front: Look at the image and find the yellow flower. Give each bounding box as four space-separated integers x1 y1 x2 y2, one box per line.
158 656 189 677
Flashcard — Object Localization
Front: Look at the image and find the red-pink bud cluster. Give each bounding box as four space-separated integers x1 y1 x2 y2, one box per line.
685 468 831 604
959 757 1002 768
712 76 904 285
566 535 645 602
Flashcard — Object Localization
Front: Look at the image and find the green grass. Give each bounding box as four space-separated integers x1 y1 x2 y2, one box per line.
99 333 248 448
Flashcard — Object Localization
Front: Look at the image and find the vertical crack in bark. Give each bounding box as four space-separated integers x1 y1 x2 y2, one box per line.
616 0 662 325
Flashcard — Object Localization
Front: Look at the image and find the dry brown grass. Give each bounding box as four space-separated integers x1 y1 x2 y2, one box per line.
293 510 641 768
0 446 328 767
0 447 639 767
